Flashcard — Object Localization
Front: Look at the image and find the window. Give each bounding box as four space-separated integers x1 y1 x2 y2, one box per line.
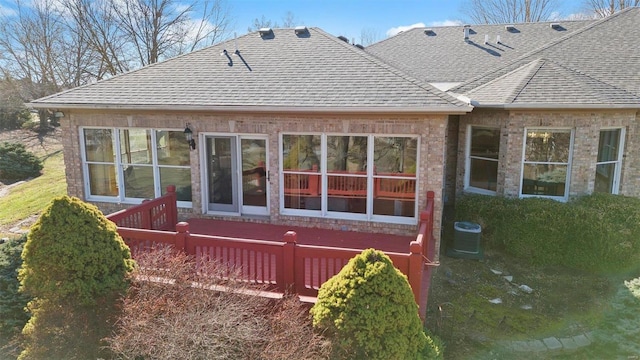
82 127 192 205
595 128 624 194
280 133 418 223
521 129 573 199
466 126 500 193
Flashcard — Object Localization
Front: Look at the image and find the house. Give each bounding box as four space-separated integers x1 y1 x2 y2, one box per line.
367 8 640 206
30 8 640 258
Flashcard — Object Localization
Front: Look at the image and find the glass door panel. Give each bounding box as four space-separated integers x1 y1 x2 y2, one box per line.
241 138 268 213
207 136 238 212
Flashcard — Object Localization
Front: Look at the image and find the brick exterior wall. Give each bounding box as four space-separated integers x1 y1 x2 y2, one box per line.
455 109 640 199
62 109 448 251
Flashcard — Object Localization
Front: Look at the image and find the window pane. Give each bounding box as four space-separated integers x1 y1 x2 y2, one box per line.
84 129 114 162
525 131 571 163
123 165 155 199
522 164 567 196
284 171 321 210
327 136 367 173
241 139 267 207
282 135 321 171
120 129 152 164
373 178 416 217
374 137 417 174
327 174 367 214
597 129 621 163
157 130 191 166
160 167 192 202
594 163 616 194
88 164 118 196
469 158 498 191
470 128 499 160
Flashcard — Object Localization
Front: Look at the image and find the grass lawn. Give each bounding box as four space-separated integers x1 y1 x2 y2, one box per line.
0 129 66 237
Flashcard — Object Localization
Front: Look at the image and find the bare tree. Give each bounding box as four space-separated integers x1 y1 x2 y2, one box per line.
0 0 96 129
583 0 640 17
248 15 278 32
110 0 232 67
461 0 561 23
248 11 299 32
360 27 382 46
281 11 298 27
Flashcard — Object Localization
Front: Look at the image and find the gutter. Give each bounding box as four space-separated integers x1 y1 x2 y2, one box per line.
470 102 640 110
28 103 473 115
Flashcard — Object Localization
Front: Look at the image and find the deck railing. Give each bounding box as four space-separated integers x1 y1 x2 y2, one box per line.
107 187 436 320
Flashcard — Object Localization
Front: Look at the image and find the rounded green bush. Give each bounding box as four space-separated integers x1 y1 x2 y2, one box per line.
310 248 442 359
19 196 135 305
0 142 43 181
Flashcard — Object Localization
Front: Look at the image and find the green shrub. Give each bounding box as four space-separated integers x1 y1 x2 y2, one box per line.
310 248 443 359
19 196 135 304
0 142 43 181
0 235 32 335
455 193 640 274
0 103 31 130
18 196 135 359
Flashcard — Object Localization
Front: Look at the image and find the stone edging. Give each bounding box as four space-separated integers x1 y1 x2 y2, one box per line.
499 331 594 353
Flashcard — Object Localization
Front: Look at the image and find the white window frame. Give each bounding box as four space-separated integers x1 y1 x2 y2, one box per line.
595 127 625 194
464 125 500 195
279 132 420 225
519 127 574 201
80 126 193 208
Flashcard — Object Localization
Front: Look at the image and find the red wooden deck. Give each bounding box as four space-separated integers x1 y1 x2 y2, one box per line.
107 186 437 321
185 218 414 253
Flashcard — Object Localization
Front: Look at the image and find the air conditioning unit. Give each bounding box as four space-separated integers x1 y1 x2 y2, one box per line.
447 221 483 259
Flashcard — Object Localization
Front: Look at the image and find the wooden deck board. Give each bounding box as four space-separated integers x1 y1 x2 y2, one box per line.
186 218 414 253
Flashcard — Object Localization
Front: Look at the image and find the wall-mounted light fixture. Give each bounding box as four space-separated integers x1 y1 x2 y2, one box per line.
184 124 196 150
53 111 64 118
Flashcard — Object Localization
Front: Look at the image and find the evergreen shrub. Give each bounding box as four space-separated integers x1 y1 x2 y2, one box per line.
310 248 443 359
18 196 135 359
19 196 135 304
0 142 43 181
0 235 32 335
455 193 640 274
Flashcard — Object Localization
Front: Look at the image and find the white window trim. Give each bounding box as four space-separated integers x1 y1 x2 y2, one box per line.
279 132 419 225
80 126 193 208
519 127 574 202
464 125 500 196
596 127 625 195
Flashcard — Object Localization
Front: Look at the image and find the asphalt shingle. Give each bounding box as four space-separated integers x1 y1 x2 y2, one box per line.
32 28 469 112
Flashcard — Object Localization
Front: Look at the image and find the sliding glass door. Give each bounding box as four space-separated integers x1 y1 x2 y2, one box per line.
205 135 268 215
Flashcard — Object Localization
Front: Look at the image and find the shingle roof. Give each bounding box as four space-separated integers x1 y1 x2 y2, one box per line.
452 8 640 108
463 58 640 106
366 19 595 84
31 28 469 113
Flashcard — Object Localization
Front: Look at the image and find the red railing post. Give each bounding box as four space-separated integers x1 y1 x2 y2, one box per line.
283 231 297 293
175 221 189 253
166 185 178 229
409 240 425 321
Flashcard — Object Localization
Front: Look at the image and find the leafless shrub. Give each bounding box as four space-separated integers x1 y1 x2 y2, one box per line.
106 247 331 359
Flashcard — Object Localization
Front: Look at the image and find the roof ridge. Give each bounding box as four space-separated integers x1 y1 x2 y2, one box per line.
506 59 546 103
311 28 469 107
450 8 635 93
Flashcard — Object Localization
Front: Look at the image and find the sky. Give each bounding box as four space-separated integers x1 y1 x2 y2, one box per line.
228 0 588 43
